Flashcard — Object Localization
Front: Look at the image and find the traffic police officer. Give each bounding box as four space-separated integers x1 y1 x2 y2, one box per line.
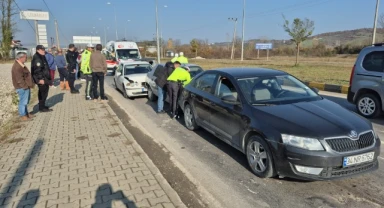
31 45 52 112
65 44 80 94
171 53 179 63
167 61 191 119
176 52 188 64
81 43 94 100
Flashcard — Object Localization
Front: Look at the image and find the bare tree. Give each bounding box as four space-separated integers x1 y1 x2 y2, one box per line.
379 13 384 28
0 0 16 60
283 16 315 65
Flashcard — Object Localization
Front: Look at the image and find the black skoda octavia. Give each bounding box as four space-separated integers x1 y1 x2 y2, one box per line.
179 68 381 180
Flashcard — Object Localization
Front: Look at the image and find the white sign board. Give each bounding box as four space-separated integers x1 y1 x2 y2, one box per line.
38 24 48 47
73 36 101 44
20 11 49 21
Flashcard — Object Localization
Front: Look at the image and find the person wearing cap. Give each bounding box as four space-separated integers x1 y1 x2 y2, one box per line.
167 61 191 119
176 52 188 64
31 45 53 112
171 53 179 63
45 48 57 88
65 44 80 94
81 43 94 100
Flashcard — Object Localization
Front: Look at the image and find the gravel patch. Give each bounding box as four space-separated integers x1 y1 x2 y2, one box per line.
0 63 19 127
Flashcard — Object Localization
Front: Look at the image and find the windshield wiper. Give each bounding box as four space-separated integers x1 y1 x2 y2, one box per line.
252 103 275 106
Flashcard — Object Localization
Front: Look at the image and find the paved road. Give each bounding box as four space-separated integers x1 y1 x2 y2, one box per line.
105 76 384 208
0 85 184 208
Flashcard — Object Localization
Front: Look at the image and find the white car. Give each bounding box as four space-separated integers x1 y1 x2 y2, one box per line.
114 61 152 99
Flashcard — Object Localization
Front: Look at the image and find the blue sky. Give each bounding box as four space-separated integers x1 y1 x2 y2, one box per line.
14 0 381 47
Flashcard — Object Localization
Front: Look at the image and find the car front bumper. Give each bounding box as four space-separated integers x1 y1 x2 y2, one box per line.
274 139 381 180
126 87 148 97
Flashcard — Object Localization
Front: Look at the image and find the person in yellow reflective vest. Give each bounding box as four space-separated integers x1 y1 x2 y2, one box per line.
167 61 191 118
171 53 179 63
81 43 94 100
176 52 188 64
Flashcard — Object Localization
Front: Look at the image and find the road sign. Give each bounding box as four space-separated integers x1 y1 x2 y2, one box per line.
38 24 48 47
20 11 49 21
73 36 101 44
255 43 273 50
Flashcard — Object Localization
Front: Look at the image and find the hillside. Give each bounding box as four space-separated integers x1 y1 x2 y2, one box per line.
213 28 384 48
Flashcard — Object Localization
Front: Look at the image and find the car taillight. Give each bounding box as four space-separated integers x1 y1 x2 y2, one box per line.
349 65 355 86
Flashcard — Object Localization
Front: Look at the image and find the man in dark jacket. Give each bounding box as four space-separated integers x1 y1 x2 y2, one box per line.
65 44 80 94
153 61 174 114
31 45 52 112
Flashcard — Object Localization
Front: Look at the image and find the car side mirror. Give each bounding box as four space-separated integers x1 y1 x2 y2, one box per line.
311 87 319 94
221 95 240 105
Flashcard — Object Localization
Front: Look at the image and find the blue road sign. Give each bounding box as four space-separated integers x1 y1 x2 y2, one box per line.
255 43 273 50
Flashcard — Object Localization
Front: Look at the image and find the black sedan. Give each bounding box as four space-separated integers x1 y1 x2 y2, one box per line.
179 68 381 180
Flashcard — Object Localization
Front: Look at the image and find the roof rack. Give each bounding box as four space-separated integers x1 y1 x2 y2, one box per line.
373 43 384 46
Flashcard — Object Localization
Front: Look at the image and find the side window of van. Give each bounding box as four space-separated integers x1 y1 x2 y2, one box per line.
362 51 384 72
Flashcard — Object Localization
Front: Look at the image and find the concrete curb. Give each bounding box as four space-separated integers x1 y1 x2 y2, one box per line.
304 81 349 94
103 100 186 208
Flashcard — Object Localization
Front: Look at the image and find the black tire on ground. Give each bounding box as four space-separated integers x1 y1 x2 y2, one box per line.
122 85 129 99
356 93 382 118
246 135 276 178
183 104 199 130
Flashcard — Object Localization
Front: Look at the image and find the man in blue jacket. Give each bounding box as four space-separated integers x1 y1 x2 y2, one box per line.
45 49 57 88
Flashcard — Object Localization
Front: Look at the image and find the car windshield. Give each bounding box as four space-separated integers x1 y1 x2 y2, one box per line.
124 64 151 75
237 75 320 105
186 66 204 78
117 49 139 59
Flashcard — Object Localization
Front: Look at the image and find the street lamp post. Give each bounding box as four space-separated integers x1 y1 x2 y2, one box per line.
241 0 245 61
372 0 380 44
229 17 238 60
155 0 161 64
107 2 119 40
125 20 131 40
99 18 107 46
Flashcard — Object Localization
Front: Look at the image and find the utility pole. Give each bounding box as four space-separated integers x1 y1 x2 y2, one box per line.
34 20 39 45
229 18 238 60
372 0 380 44
241 0 245 61
155 0 161 64
54 20 60 49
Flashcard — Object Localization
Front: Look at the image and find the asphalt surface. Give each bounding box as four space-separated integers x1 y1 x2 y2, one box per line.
104 75 384 208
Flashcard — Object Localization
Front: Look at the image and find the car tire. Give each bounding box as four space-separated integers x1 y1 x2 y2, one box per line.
184 104 199 130
246 135 276 178
122 85 129 99
114 79 118 90
356 93 382 118
147 86 157 101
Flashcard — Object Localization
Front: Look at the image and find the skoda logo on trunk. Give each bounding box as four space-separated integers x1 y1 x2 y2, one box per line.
349 130 358 140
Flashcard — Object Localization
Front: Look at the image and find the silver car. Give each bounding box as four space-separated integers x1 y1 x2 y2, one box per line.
145 63 204 101
348 43 384 118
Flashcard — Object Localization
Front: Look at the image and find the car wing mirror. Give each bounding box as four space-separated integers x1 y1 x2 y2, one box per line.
221 95 240 105
311 87 319 94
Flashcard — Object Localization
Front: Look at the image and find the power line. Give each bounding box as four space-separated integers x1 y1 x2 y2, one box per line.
41 0 70 44
13 0 36 33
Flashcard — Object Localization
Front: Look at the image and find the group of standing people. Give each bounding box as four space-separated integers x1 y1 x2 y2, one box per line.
11 43 107 121
154 52 191 119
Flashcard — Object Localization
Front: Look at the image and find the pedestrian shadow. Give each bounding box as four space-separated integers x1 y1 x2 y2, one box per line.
31 93 64 114
14 189 40 207
92 184 137 208
75 83 83 90
0 139 44 204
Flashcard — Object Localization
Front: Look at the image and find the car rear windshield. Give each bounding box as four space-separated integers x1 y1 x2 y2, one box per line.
237 75 320 105
124 64 151 75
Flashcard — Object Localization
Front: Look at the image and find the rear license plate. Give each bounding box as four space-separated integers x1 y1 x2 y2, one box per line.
343 152 374 167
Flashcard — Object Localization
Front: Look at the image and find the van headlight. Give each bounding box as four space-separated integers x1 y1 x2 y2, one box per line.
281 134 324 151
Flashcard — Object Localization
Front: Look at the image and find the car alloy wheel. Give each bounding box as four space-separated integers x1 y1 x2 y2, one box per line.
246 136 276 178
357 94 381 118
184 104 198 130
